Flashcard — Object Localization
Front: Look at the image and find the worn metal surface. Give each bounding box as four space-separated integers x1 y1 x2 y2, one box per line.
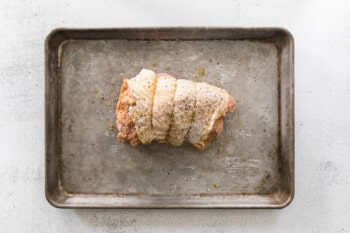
45 28 294 208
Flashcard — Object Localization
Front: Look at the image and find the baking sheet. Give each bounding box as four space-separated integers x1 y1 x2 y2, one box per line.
45 28 294 208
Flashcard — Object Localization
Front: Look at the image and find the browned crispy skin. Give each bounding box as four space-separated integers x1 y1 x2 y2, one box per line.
116 80 140 146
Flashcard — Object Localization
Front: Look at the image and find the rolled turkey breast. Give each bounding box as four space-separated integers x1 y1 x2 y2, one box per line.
116 69 236 150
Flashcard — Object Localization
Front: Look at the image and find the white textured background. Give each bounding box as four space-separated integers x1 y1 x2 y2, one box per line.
1 0 350 232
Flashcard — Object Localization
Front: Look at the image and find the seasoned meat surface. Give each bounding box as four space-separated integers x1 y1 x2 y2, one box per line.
116 69 236 150
167 79 196 146
116 79 140 146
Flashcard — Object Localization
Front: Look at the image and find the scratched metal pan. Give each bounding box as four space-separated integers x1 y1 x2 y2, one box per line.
45 28 294 208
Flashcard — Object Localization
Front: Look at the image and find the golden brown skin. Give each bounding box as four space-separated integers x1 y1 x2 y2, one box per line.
116 80 140 146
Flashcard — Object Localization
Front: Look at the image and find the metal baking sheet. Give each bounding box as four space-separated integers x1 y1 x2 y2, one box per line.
45 28 294 208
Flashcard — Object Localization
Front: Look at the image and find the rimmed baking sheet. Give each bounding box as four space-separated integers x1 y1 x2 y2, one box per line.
45 28 294 208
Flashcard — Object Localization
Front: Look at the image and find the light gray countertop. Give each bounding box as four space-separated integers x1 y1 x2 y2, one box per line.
0 0 349 232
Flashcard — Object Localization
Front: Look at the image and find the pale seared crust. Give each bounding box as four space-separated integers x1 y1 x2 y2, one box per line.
116 69 236 150
128 69 157 144
152 73 177 141
201 117 224 150
167 79 196 146
186 82 231 150
194 97 236 150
